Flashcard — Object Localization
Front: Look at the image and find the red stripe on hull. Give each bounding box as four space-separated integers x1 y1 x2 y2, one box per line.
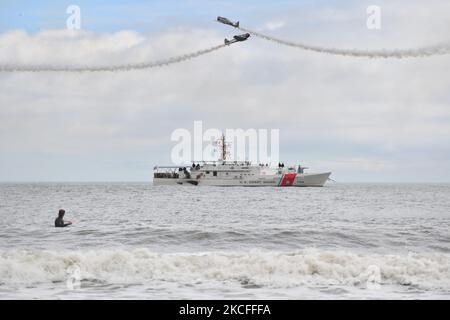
279 173 297 186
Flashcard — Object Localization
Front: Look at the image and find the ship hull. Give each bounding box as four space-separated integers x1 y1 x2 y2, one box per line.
153 172 331 187
295 172 332 187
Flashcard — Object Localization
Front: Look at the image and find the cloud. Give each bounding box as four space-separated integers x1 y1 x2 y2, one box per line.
265 21 285 31
0 0 449 181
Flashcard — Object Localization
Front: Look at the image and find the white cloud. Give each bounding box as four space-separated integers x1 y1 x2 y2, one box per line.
265 21 285 31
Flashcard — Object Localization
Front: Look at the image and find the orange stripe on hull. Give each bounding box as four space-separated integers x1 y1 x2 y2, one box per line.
279 173 297 186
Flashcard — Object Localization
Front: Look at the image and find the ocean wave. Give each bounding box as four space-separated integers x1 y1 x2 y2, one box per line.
1 248 449 291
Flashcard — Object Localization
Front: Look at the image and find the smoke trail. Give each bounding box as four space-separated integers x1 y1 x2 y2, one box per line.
0 44 226 73
238 26 450 58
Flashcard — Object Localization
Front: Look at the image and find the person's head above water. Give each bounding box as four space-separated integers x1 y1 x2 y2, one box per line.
58 209 65 217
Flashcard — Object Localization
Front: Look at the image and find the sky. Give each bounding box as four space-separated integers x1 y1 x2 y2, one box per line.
0 0 449 182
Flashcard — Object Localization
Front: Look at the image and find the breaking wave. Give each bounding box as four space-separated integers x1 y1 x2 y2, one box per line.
239 27 450 59
1 248 449 291
0 44 226 73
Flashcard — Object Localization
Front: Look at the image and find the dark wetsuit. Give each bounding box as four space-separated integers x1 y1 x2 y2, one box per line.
55 217 71 227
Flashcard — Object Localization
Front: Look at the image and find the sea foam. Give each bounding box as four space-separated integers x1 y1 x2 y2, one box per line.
1 248 449 291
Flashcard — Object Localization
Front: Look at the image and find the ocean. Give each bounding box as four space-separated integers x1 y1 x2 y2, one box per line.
0 183 449 299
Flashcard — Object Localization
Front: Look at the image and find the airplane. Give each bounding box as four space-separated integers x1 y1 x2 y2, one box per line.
224 33 250 45
217 16 239 28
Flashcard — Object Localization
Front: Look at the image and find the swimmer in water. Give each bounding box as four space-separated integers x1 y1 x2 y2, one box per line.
55 209 72 227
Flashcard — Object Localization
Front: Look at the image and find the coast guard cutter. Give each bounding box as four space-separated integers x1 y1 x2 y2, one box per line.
153 135 331 187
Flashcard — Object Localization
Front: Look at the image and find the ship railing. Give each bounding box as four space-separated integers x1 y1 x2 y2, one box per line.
153 172 179 179
154 161 253 169
192 160 253 166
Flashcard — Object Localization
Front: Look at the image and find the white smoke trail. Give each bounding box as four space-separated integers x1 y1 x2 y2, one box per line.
238 27 450 58
0 44 226 72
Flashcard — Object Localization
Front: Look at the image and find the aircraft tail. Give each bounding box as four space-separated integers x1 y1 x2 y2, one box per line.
236 21 239 28
224 39 230 45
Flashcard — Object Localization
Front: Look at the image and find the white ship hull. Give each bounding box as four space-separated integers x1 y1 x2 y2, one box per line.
153 172 331 187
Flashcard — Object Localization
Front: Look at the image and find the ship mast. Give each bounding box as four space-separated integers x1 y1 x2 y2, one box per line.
217 133 229 161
